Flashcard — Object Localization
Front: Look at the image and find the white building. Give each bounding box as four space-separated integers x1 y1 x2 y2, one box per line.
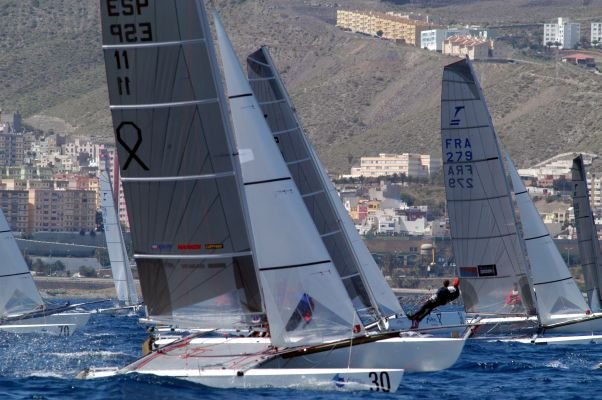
592 22 602 45
543 18 580 49
420 28 474 51
350 153 441 179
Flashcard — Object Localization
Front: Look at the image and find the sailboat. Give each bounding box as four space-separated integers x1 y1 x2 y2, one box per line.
96 170 141 314
442 58 602 343
76 0 466 390
571 155 602 312
0 208 90 336
246 46 466 335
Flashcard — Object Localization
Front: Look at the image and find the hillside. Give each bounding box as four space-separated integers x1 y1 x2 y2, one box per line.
1 0 602 172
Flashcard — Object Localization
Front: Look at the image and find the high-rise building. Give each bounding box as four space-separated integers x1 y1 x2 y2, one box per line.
592 22 602 45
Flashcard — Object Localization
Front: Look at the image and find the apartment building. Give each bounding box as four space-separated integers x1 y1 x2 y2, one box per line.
30 189 96 232
442 35 492 59
543 18 580 49
336 9 434 46
350 153 441 179
0 131 25 167
592 22 602 45
0 190 30 233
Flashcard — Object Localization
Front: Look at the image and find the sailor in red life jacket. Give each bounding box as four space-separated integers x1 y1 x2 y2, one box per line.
407 278 460 329
505 283 522 312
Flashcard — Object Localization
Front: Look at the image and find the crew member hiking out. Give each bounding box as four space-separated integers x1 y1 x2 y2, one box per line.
407 278 460 329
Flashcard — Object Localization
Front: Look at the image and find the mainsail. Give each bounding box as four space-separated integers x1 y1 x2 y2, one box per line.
572 155 602 311
506 154 590 324
215 15 361 347
441 59 535 316
246 46 402 324
0 210 45 318
100 0 263 329
99 170 139 306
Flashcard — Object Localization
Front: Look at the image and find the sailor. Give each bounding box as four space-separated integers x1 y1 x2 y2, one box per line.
407 278 460 329
505 283 522 311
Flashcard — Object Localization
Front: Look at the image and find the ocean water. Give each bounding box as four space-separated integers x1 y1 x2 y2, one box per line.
2 302 602 399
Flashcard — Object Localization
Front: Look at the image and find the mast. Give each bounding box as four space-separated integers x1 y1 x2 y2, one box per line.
246 46 401 326
441 58 535 316
572 155 602 311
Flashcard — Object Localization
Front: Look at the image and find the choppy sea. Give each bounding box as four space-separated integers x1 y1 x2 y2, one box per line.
2 301 602 399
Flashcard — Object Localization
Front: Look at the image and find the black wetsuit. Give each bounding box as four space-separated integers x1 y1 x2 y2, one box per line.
408 286 460 322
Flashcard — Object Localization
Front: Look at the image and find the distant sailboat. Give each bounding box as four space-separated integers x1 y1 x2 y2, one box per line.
97 170 140 313
571 155 602 312
441 58 602 341
0 209 90 336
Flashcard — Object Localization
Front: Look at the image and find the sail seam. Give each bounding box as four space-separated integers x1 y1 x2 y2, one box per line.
523 233 549 241
442 78 476 85
259 99 286 106
228 93 253 99
447 193 507 202
301 190 325 198
441 98 479 102
443 156 498 166
247 56 271 68
134 251 252 260
320 230 342 238
443 124 490 131
248 76 275 82
244 177 291 186
532 276 573 286
110 98 219 110
286 157 311 166
121 172 235 182
102 38 206 50
272 127 298 135
454 232 516 240
0 271 32 278
260 260 331 271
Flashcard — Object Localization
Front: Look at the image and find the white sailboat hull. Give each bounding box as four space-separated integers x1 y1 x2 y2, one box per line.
80 366 403 392
0 312 90 336
468 313 602 336
495 334 602 345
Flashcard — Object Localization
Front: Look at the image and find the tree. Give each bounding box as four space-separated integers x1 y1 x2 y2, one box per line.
79 265 97 278
95 248 110 267
376 30 384 37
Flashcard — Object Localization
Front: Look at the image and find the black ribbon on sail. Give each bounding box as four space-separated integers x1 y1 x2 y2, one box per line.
116 121 149 171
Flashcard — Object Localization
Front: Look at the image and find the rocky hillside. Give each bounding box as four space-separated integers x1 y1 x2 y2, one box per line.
1 0 602 172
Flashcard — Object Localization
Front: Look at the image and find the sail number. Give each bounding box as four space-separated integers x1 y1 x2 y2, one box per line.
59 325 70 337
369 371 391 392
444 137 474 189
107 0 153 43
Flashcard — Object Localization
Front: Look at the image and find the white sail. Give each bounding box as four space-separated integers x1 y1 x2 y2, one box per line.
506 154 591 323
246 47 402 322
571 155 602 311
215 15 361 347
0 211 44 317
99 171 139 306
100 0 263 329
441 59 535 316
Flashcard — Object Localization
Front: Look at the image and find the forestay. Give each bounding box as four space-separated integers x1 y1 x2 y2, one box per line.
215 16 361 347
99 170 139 306
441 59 535 316
0 210 44 318
100 0 263 329
507 154 590 323
246 46 402 323
571 155 602 311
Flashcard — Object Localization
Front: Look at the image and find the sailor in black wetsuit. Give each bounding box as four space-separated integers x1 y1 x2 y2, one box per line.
407 278 460 329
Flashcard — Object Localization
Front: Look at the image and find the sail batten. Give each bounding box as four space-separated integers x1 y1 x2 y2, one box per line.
102 37 207 49
110 98 219 109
